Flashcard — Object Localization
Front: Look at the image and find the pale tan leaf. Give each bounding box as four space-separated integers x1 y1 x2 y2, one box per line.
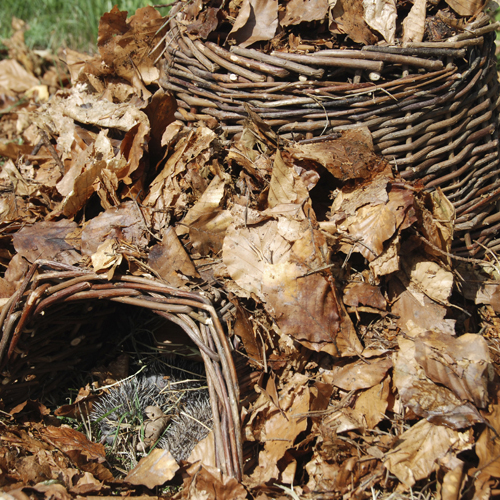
405 254 454 303
439 457 465 500
125 449 178 488
188 431 216 468
363 0 397 44
402 0 426 43
354 376 390 428
177 173 227 233
281 0 328 26
342 203 397 261
414 331 490 408
0 59 39 92
323 357 392 391
182 464 247 500
268 149 309 208
384 419 471 487
223 220 292 299
393 337 484 428
324 407 366 433
43 86 149 133
391 286 456 337
91 239 122 272
2 159 37 197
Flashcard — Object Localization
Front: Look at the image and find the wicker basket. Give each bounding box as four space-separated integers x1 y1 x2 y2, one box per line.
160 16 500 257
0 260 243 479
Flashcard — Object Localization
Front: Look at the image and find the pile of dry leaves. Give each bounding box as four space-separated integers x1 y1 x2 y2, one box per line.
1 3 500 500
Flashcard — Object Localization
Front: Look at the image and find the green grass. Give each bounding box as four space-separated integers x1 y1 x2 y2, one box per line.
0 0 159 53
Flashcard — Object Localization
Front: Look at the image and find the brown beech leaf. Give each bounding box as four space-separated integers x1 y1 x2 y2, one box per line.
229 295 264 365
30 483 72 500
414 331 490 408
227 0 279 48
384 419 472 488
40 426 106 462
183 463 247 500
13 220 80 264
224 216 360 355
249 373 310 485
476 405 500 478
329 0 378 46
337 186 415 262
64 48 95 84
262 260 346 352
59 161 103 218
125 449 179 488
0 59 39 92
0 141 34 161
0 277 16 298
419 188 455 260
149 226 200 286
268 149 309 207
143 90 177 169
287 129 389 182
68 471 104 495
471 471 494 499
187 7 220 38
81 201 147 256
55 386 100 419
143 126 216 232
2 159 38 197
354 376 391 429
188 209 234 256
10 399 51 418
95 6 168 98
323 407 367 434
281 0 328 26
393 337 485 429
323 357 392 392
438 456 465 500
91 238 122 275
389 276 456 337
177 173 232 255
187 431 216 468
343 282 386 310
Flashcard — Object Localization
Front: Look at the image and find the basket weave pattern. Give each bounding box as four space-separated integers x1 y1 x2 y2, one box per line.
162 19 500 256
0 260 243 479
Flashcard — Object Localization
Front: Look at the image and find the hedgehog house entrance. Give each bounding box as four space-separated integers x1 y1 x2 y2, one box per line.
0 262 242 479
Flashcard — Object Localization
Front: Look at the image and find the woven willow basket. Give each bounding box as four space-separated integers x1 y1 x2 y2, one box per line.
0 260 243 479
161 17 500 257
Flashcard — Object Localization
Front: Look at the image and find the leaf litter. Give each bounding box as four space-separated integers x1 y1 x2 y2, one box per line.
0 2 500 500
